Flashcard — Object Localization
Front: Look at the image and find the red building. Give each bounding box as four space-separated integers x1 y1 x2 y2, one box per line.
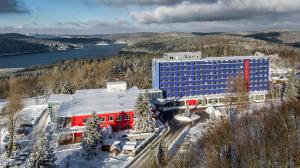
47 82 162 144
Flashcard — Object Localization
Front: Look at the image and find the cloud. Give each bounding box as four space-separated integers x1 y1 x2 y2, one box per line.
82 0 215 6
0 0 28 13
132 0 300 24
0 19 139 35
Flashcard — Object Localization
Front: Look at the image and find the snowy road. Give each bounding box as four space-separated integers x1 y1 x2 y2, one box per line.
127 112 208 168
31 108 49 145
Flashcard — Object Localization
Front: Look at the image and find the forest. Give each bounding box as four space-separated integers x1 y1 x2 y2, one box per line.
1 32 300 167
1 33 300 99
167 101 300 168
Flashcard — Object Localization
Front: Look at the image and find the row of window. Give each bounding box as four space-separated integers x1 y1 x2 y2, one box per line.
160 66 268 72
163 84 268 92
160 75 268 83
159 59 268 66
160 71 268 77
160 82 268 88
166 88 267 97
83 114 131 123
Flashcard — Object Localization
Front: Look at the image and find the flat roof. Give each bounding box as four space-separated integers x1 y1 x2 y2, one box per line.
107 81 127 85
164 52 201 57
155 55 268 62
48 94 74 104
55 87 141 117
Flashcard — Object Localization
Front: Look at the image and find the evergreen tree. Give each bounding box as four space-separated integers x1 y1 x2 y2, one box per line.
27 136 56 168
284 72 300 101
158 139 169 166
133 92 156 133
62 81 75 94
145 146 158 168
81 112 102 159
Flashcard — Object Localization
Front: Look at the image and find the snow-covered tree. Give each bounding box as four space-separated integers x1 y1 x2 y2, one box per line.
133 92 156 133
158 139 169 166
182 106 191 117
284 72 300 101
81 112 102 159
27 136 56 168
62 81 75 94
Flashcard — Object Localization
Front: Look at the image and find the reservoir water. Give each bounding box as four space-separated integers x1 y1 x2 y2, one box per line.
0 44 126 68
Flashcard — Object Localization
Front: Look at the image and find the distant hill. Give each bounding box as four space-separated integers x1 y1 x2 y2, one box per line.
227 31 300 48
48 38 111 44
0 33 29 39
0 33 77 56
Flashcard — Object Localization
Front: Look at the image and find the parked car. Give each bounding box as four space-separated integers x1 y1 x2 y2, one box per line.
5 142 21 150
118 135 129 141
19 123 33 128
16 127 30 135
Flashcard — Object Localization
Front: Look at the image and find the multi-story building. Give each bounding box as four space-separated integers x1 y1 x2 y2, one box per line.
152 52 269 109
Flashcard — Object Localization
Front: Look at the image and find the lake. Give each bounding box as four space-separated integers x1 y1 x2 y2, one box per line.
0 44 126 68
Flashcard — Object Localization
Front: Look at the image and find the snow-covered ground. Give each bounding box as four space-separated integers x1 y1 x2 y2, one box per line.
174 113 201 122
19 104 48 125
55 146 133 168
0 97 48 166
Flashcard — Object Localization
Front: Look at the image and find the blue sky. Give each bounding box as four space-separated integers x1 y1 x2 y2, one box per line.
0 0 300 34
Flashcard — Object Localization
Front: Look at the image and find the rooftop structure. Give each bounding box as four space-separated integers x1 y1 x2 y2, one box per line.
163 52 202 60
107 81 128 92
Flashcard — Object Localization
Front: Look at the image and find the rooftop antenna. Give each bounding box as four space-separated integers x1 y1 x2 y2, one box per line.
166 38 169 52
72 96 75 104
188 39 190 52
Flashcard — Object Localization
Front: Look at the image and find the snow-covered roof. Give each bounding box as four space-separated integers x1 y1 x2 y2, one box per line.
106 81 127 85
123 141 136 151
103 139 120 146
55 87 141 117
48 94 74 104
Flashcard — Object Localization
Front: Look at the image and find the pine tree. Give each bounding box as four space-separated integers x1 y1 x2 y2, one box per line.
284 72 300 101
27 136 56 168
133 92 156 133
81 112 102 159
158 139 169 166
145 146 158 168
62 81 75 94
40 146 56 168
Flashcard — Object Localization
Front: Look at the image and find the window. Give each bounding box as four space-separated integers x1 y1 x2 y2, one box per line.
125 115 130 120
116 115 122 121
108 116 114 121
83 118 88 123
99 117 105 122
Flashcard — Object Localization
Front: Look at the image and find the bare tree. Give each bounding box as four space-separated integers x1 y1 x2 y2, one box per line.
225 74 249 113
145 146 158 168
4 78 23 158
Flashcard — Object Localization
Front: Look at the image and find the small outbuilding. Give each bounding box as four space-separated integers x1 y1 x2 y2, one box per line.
122 141 137 156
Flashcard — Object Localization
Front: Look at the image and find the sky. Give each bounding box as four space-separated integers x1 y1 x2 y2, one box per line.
0 0 300 34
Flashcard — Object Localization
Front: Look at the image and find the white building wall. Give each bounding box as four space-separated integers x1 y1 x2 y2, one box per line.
106 81 127 92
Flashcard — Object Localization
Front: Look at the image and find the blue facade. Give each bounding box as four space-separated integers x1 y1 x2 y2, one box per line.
152 57 269 98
